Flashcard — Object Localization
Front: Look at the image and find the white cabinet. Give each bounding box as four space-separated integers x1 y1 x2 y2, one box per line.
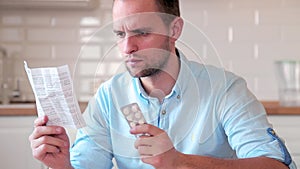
0 116 46 169
268 115 300 167
0 116 116 169
0 115 298 168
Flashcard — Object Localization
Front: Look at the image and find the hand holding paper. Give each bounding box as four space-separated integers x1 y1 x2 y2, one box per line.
24 61 86 129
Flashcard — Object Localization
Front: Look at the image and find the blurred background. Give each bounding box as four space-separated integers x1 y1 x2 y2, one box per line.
0 0 299 168
0 0 299 101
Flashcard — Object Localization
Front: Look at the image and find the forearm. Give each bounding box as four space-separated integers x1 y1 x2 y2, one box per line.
175 153 288 169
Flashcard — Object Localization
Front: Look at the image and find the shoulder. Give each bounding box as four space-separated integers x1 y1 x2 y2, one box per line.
97 72 132 93
88 72 132 115
187 61 244 89
93 72 132 105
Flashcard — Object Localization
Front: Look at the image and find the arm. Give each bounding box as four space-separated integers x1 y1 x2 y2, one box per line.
29 96 114 169
130 124 288 169
176 153 288 169
70 95 114 168
29 116 73 169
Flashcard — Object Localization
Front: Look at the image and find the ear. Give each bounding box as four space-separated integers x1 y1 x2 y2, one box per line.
169 17 184 42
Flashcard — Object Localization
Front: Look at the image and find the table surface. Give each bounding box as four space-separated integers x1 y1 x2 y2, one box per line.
0 101 299 116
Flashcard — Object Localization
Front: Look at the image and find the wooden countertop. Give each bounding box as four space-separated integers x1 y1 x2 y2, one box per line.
0 104 37 116
0 101 299 116
261 101 300 115
0 102 88 116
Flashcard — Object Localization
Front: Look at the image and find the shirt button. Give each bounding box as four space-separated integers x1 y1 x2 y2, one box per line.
161 110 167 115
177 95 181 99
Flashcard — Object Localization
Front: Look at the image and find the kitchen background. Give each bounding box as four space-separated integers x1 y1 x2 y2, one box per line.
1 0 299 103
0 0 299 168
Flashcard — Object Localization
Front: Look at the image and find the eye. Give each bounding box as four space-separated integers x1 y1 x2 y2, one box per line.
137 31 149 36
114 31 126 38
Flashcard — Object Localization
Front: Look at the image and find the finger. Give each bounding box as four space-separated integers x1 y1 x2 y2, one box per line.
134 133 174 156
34 116 48 127
135 137 162 156
31 135 68 150
137 145 154 157
135 132 170 147
32 144 60 160
130 124 163 136
29 126 65 141
134 136 152 149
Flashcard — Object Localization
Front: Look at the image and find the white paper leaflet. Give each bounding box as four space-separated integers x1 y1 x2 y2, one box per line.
24 61 86 129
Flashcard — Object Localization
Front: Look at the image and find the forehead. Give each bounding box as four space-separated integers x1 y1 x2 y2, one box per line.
113 0 159 20
113 13 164 30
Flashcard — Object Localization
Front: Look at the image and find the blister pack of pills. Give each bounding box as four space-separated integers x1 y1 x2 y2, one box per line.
121 103 146 128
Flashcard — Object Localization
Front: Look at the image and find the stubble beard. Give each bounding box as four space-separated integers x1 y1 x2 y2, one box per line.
126 54 170 78
126 41 171 78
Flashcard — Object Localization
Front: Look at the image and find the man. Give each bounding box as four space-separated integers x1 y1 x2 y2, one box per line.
29 0 296 169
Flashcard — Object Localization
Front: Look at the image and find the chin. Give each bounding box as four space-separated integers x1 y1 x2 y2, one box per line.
130 69 161 78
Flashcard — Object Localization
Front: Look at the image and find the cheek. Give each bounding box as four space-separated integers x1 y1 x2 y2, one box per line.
116 34 170 55
141 35 169 49
116 41 128 56
117 43 123 52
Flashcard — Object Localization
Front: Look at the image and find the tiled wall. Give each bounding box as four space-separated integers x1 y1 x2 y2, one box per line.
0 0 299 102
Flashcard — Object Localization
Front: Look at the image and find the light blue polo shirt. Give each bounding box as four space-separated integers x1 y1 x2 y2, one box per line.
70 51 296 169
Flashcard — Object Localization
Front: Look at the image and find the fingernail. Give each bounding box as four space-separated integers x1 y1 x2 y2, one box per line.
56 127 62 133
43 116 47 122
130 128 135 133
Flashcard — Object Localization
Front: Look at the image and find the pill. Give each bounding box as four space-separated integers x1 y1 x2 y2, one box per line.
121 103 147 128
135 112 141 118
123 108 130 115
130 122 136 128
138 119 145 124
126 114 133 121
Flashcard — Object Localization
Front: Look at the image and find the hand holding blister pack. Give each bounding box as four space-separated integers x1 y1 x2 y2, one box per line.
121 103 147 128
122 103 174 157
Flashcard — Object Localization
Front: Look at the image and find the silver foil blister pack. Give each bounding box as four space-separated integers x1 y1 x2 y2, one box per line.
121 103 146 128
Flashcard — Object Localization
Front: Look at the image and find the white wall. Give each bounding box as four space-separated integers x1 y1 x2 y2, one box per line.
180 0 300 101
0 0 299 102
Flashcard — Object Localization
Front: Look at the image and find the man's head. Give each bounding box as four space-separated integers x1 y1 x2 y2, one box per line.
113 0 180 18
155 0 180 17
154 0 180 25
113 0 180 26
112 0 183 78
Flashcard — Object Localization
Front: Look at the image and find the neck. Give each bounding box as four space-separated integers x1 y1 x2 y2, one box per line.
140 49 180 102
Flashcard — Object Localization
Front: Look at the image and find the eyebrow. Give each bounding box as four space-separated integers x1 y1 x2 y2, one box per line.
132 27 152 33
113 27 153 34
113 30 123 34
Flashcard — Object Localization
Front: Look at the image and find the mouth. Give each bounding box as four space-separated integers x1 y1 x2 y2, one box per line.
125 58 143 67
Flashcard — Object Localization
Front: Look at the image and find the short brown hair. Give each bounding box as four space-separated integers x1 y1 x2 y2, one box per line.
113 0 180 25
155 0 180 17
113 0 180 17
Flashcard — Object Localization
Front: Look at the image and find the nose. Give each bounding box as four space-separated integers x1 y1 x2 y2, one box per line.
122 35 138 55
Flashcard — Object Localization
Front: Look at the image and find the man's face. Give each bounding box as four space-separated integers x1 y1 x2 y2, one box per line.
113 0 173 77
